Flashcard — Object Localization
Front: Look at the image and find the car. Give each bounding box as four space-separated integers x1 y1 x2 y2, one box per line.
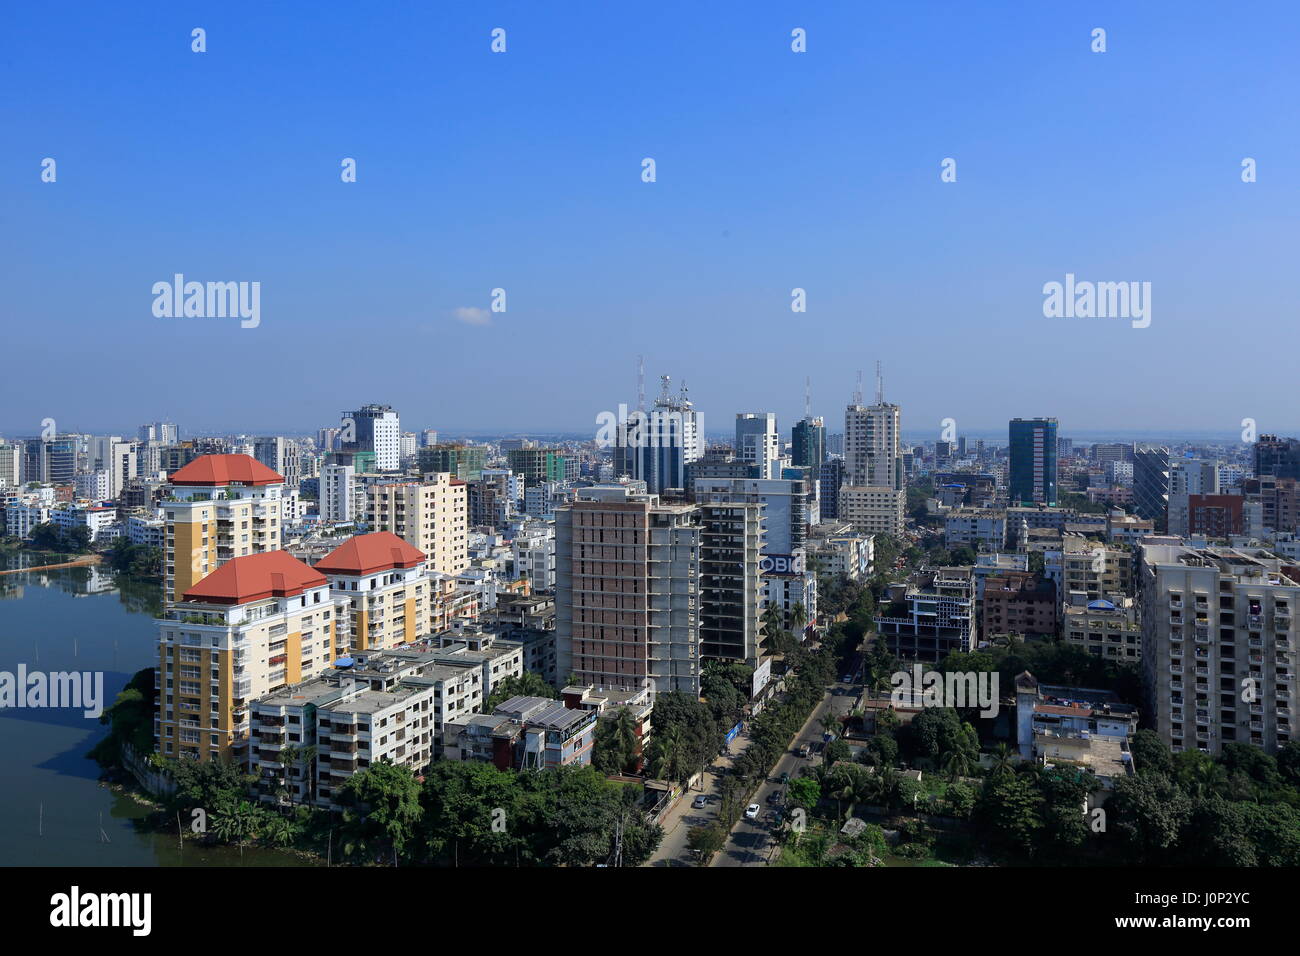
779 771 790 784
767 789 782 805
842 674 854 683
744 804 760 820
797 744 811 759
692 794 709 809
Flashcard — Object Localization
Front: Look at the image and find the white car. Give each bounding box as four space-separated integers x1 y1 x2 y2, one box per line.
744 804 760 820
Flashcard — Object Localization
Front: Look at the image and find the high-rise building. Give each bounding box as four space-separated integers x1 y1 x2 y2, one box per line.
1255 435 1300 481
698 502 765 665
87 436 136 499
1140 544 1298 755
507 448 565 485
0 441 20 489
1008 418 1059 506
156 551 337 762
319 462 357 523
841 392 905 536
1168 458 1221 535
792 416 825 469
366 474 468 576
314 532 432 651
616 376 704 495
343 404 401 471
818 458 846 519
1133 445 1171 530
555 486 701 695
419 444 486 482
162 454 285 603
735 413 780 480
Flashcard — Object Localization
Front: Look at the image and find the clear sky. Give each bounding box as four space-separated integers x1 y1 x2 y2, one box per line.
4 1 1299 441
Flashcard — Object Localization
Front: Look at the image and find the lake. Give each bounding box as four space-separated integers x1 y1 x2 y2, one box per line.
0 553 302 866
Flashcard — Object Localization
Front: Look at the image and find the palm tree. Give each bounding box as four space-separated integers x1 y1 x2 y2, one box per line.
276 744 300 806
989 743 1016 779
789 602 808 639
651 725 686 783
940 747 975 782
211 801 260 860
299 744 319 804
761 601 787 655
819 712 840 738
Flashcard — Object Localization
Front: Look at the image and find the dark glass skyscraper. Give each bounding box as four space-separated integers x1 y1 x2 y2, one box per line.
791 416 825 468
1133 445 1171 529
1008 418 1058 506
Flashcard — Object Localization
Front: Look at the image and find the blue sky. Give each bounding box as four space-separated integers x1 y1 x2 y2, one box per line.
4 1 1299 440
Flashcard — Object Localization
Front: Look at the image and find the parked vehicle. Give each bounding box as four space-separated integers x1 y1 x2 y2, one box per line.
744 804 760 820
797 744 811 759
692 794 709 809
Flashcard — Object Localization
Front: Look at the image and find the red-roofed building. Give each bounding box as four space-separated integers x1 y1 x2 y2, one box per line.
169 453 283 487
314 531 425 576
157 549 340 763
315 532 430 651
182 550 326 604
163 453 286 602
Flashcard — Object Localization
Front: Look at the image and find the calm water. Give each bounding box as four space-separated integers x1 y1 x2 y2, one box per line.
0 554 302 866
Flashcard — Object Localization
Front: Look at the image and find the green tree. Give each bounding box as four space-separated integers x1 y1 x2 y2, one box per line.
336 760 424 862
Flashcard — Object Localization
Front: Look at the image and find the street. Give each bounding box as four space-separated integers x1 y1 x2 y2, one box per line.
711 673 858 867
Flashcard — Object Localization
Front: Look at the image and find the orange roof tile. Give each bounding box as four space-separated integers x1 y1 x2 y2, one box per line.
169 454 283 486
314 532 426 576
182 551 325 604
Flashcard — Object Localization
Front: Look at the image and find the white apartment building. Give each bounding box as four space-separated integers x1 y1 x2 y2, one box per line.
319 463 357 524
511 520 557 590
1140 544 1297 755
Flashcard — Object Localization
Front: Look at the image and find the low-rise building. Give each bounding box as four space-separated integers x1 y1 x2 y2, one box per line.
1014 671 1138 790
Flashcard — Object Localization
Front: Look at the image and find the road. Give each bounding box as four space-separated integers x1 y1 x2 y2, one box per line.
711 673 859 867
645 732 756 866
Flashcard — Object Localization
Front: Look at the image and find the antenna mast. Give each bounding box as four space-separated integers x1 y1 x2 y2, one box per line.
804 377 812 418
875 361 884 405
637 355 646 412
852 370 863 406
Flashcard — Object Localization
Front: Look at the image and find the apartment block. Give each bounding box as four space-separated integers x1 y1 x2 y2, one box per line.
982 572 1058 639
1063 597 1141 662
156 551 338 763
555 485 701 695
698 501 765 665
314 532 431 652
1140 544 1298 755
442 694 597 770
162 454 285 603
367 474 468 576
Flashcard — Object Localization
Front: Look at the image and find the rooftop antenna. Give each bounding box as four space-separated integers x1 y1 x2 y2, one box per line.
658 374 672 405
804 377 812 419
852 370 863 406
875 361 884 405
637 355 646 412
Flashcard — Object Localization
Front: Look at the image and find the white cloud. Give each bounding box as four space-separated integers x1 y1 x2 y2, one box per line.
452 306 491 326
